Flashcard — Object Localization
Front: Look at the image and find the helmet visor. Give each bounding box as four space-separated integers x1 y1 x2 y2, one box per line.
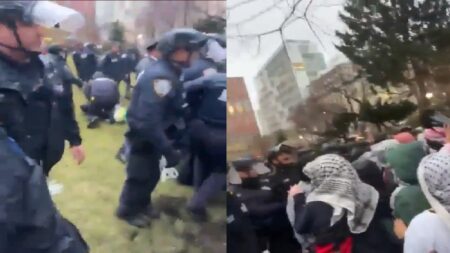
31 1 85 32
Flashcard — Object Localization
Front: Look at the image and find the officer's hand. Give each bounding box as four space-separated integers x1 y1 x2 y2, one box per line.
163 149 181 168
71 145 86 165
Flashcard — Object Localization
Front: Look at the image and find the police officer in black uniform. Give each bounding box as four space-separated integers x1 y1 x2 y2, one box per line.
182 63 227 221
42 44 85 175
73 42 98 84
0 1 86 175
121 47 141 99
100 43 129 98
80 71 120 128
0 1 88 251
116 28 209 227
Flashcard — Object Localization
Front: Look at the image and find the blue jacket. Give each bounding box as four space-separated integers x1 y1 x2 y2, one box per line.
184 73 226 126
0 128 88 253
126 59 184 152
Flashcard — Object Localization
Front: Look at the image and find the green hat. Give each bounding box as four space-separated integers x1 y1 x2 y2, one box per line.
386 141 426 184
393 185 430 225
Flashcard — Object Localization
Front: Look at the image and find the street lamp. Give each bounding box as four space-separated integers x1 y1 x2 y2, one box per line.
425 92 434 99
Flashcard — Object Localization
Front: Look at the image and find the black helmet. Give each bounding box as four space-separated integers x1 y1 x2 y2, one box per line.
231 157 256 172
47 44 64 55
145 39 158 51
156 28 208 58
0 1 37 26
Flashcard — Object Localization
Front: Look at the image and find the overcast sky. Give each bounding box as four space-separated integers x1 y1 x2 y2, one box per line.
227 0 348 109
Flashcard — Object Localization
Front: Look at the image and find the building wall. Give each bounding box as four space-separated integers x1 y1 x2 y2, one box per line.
227 77 260 159
254 40 326 136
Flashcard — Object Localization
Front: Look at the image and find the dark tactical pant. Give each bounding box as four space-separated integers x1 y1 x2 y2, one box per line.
81 98 116 121
187 120 226 211
118 141 161 216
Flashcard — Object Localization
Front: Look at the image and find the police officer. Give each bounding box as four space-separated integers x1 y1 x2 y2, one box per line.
227 191 259 253
0 1 88 251
42 44 85 175
80 71 120 128
0 1 86 175
116 28 209 227
182 62 227 221
135 40 160 75
121 47 141 99
100 42 129 97
73 42 98 83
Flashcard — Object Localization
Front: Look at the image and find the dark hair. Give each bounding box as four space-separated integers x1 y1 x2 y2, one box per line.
420 109 436 129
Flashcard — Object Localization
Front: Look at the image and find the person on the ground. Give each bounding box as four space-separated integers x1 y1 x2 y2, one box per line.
73 42 98 84
116 28 209 227
404 146 450 253
42 44 85 175
0 1 88 251
80 71 120 129
385 141 430 239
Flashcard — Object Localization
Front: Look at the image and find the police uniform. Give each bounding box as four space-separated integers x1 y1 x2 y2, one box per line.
100 51 127 84
0 1 87 251
0 52 70 175
0 128 89 253
117 59 184 223
184 71 227 219
227 192 259 253
42 50 83 174
73 45 97 82
116 28 209 227
81 75 120 123
121 49 140 98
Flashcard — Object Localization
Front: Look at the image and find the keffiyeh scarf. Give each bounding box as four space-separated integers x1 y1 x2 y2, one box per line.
418 150 450 230
303 154 379 233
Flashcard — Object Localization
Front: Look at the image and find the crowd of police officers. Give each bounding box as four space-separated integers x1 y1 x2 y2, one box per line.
0 1 226 252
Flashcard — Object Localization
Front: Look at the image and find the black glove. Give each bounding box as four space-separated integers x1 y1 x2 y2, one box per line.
163 148 181 168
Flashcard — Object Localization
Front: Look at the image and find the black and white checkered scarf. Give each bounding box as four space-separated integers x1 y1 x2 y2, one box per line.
418 150 450 230
303 154 379 233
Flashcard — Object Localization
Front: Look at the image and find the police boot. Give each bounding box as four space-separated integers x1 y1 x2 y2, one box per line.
187 206 209 223
115 210 151 228
87 116 101 129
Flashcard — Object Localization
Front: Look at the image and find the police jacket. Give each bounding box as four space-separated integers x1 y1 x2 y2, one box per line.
229 184 284 220
84 77 120 104
121 51 139 75
126 59 184 153
226 192 259 253
0 128 89 253
100 52 126 82
182 58 217 82
184 73 226 127
135 56 158 75
0 53 66 171
44 54 82 148
73 50 97 82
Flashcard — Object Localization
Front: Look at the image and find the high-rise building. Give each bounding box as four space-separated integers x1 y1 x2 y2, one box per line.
227 77 260 159
254 40 326 135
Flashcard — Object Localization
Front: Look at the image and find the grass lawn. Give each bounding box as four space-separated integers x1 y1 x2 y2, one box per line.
49 57 226 253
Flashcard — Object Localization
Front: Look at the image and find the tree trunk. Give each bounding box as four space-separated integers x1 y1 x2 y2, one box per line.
411 80 429 112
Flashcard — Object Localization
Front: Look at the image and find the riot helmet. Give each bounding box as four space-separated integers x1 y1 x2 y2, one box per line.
156 28 208 68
